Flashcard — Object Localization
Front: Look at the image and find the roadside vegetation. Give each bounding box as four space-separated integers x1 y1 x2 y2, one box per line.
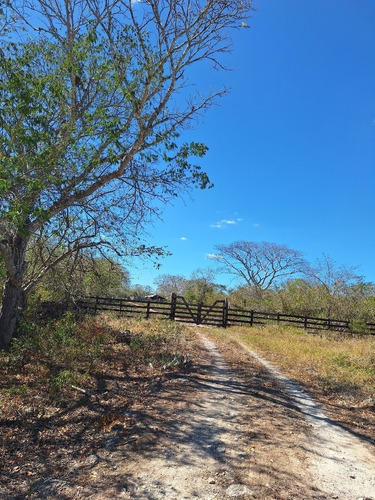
0 314 192 405
0 313 195 497
155 252 375 325
208 324 375 400
207 324 375 440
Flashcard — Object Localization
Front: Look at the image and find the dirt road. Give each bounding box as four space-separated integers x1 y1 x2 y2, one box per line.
27 329 375 499
115 332 375 499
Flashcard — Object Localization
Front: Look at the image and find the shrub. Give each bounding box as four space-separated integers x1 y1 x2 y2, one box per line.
0 314 113 395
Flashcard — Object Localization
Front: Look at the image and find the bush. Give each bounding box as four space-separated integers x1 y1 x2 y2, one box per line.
0 314 113 394
349 319 370 335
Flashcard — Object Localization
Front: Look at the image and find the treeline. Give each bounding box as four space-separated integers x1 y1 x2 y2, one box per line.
4 240 374 326
155 272 375 323
154 244 375 324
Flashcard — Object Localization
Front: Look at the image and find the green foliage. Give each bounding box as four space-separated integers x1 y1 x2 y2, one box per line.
30 253 130 302
0 7 213 239
227 278 375 325
349 319 371 335
277 279 324 317
0 313 112 392
229 285 280 312
2 0 252 345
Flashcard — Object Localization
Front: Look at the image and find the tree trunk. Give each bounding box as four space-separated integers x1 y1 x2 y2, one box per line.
0 279 25 350
0 235 28 351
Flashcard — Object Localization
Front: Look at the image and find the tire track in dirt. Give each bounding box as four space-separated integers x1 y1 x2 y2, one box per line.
95 331 325 499
51 329 375 499
239 342 375 500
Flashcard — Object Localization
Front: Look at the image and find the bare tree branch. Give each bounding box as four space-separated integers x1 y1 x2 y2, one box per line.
211 241 306 293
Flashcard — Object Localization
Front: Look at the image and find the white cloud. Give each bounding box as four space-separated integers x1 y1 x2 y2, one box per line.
210 217 242 228
206 253 222 260
253 223 260 228
180 236 188 241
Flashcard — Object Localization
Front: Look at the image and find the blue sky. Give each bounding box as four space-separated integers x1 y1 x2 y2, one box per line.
130 0 375 290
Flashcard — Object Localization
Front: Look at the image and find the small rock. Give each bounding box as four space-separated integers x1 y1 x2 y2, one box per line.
208 477 216 484
226 484 254 497
85 455 98 465
216 446 226 453
361 397 375 408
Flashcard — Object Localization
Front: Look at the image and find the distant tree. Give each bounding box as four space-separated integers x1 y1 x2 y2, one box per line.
154 274 188 298
131 284 154 298
0 0 253 348
211 241 306 295
228 284 278 312
184 267 226 304
303 254 361 318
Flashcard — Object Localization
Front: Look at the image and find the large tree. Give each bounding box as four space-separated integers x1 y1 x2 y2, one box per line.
0 0 252 348
211 241 306 294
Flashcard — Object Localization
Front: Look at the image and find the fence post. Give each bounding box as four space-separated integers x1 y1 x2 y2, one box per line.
304 316 308 329
277 313 280 324
94 296 99 314
170 293 177 321
250 310 254 327
222 299 229 328
197 303 202 325
146 301 151 319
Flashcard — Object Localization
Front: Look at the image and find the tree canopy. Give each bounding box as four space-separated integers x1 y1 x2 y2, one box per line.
211 241 306 293
0 0 253 348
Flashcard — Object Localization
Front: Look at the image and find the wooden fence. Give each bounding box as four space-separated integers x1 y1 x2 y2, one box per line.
74 294 375 335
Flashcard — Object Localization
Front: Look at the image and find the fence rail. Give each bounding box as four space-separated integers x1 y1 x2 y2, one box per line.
71 294 375 335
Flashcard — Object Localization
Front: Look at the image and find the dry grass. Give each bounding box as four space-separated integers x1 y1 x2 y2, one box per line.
208 325 375 401
0 313 192 403
0 314 196 498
